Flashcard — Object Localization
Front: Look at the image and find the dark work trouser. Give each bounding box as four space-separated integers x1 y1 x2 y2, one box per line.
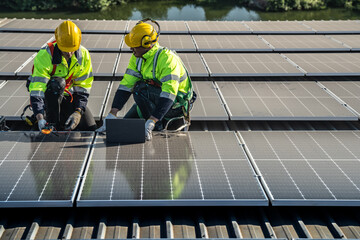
124 81 184 129
44 86 96 131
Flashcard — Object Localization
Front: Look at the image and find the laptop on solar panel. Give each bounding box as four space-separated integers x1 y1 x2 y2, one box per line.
106 118 145 143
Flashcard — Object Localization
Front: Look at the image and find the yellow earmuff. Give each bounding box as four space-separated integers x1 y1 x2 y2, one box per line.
137 18 161 48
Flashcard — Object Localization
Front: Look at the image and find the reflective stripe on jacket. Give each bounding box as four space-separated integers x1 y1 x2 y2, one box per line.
29 42 93 98
119 43 192 103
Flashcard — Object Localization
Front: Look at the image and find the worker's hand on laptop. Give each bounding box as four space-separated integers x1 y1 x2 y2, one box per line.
95 112 117 133
65 110 82 131
145 119 156 141
38 119 47 132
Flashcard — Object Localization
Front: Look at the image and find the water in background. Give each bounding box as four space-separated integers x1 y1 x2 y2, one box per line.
0 0 359 20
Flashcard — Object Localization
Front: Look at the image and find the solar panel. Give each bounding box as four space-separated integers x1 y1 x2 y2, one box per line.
0 33 53 51
239 131 360 206
320 81 360 118
91 52 119 77
87 81 111 120
186 21 250 34
0 81 32 120
73 20 128 33
81 34 123 52
127 20 188 34
17 52 37 77
102 81 135 118
244 21 314 34
121 35 196 52
193 35 272 52
178 53 209 77
261 35 350 52
202 53 303 77
191 82 228 120
0 51 35 76
328 35 360 51
0 19 62 32
302 20 360 34
216 81 357 121
114 53 132 77
0 131 93 207
284 53 360 76
77 131 268 206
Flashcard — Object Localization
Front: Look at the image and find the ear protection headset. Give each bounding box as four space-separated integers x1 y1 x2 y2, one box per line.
136 18 161 48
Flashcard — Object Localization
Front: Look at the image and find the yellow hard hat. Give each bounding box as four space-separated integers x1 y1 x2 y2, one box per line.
125 22 158 48
55 21 81 52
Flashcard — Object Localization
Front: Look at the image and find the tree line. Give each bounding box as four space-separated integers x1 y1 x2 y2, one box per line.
1 0 359 12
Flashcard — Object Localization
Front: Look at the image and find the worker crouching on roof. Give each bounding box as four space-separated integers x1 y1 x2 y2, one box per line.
28 20 96 132
96 18 196 141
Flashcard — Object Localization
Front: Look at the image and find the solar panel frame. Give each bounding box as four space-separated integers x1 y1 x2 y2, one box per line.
81 34 123 52
114 53 132 77
284 53 360 76
244 21 315 34
0 51 35 76
191 81 229 120
186 21 251 34
0 19 63 32
77 131 268 207
0 32 53 51
238 131 360 206
127 20 188 34
202 53 304 77
216 81 357 121
193 35 272 52
260 35 350 52
0 131 94 208
302 20 360 34
73 20 128 33
121 35 196 52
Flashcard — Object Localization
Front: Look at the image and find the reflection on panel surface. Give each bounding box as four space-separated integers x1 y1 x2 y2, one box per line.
0 132 93 207
78 132 268 206
239 131 360 206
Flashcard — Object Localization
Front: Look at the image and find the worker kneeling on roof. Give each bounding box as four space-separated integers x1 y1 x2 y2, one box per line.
96 18 196 141
28 20 96 132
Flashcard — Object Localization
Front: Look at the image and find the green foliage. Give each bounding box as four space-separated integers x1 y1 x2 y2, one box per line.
345 0 360 10
0 0 129 11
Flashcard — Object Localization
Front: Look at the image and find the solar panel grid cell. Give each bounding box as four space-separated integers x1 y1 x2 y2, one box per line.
0 132 93 207
217 81 356 120
239 131 360 206
78 132 268 206
285 53 360 76
320 81 360 117
193 35 272 52
202 53 303 77
0 32 53 50
261 35 349 52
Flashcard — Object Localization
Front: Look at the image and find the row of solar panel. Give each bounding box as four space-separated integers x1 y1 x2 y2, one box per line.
1 130 360 207
1 32 359 52
1 80 360 121
1 19 360 34
2 51 360 78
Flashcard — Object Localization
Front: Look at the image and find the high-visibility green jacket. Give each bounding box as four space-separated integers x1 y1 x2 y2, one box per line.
117 43 193 119
28 42 93 115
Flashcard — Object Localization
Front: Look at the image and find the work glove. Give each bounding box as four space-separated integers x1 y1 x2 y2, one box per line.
95 113 117 133
38 119 47 132
145 119 156 141
65 110 82 131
